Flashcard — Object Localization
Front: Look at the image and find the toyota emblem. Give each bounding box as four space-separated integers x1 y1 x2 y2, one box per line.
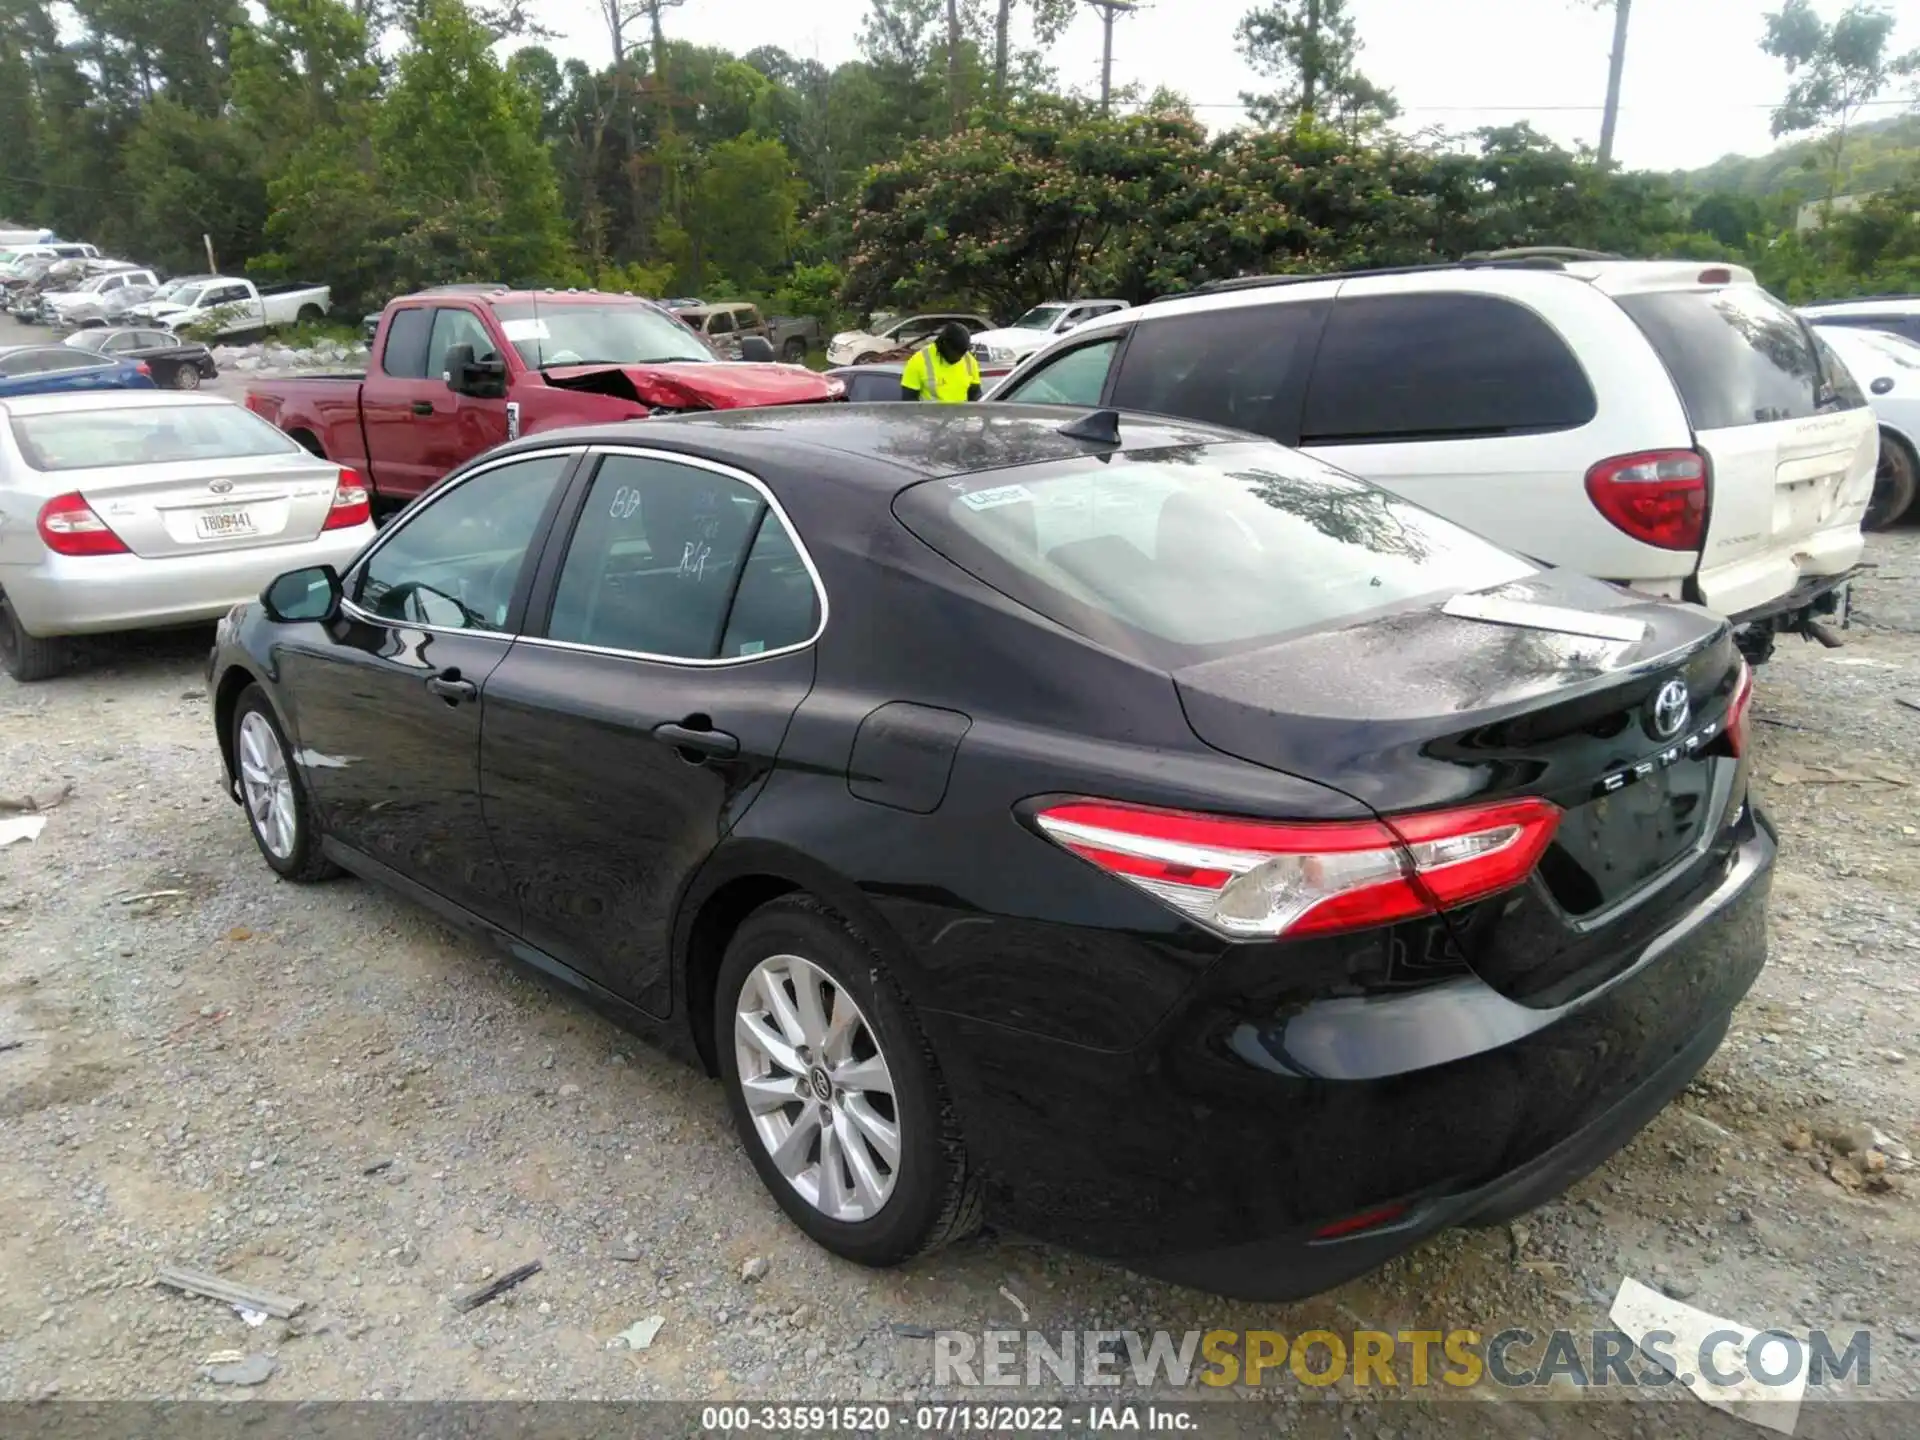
208 479 234 494
1649 678 1690 740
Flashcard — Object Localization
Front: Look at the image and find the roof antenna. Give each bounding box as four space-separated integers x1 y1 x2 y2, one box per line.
1058 408 1123 445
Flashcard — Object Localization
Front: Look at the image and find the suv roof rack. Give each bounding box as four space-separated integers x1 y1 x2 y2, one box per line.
1161 255 1583 302
1460 246 1625 262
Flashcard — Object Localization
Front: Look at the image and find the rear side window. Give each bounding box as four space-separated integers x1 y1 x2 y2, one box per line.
1110 303 1326 442
894 442 1535 667
381 309 433 379
1813 335 1867 409
1615 286 1825 431
1302 294 1596 444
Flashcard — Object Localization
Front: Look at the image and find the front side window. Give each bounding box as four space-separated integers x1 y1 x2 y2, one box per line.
427 307 499 381
894 442 1535 667
352 454 568 632
1011 305 1066 331
1001 338 1121 406
707 311 734 336
1303 293 1597 444
545 454 818 660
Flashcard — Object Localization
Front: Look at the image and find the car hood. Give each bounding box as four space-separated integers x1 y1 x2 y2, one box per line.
140 302 188 318
540 361 843 410
829 330 881 347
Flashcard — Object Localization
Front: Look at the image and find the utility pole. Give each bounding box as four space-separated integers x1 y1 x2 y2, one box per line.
1084 0 1137 115
1596 0 1631 169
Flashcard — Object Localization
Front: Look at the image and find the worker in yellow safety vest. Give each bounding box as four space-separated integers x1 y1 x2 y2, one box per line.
899 322 983 403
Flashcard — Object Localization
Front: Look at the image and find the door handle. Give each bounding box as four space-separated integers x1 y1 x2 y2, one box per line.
411 400 435 416
425 672 477 704
653 721 740 760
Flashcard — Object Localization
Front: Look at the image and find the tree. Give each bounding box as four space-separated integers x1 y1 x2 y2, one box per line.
1762 0 1920 201
990 0 1073 115
1234 0 1399 134
658 133 800 291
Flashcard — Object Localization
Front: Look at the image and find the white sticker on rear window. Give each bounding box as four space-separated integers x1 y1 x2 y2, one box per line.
959 484 1033 512
500 318 550 341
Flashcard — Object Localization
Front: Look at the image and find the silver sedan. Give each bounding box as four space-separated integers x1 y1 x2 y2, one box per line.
0 390 376 680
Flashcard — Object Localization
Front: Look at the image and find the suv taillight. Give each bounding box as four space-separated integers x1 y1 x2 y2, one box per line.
323 468 372 530
1032 797 1561 939
1585 449 1708 551
38 492 130 556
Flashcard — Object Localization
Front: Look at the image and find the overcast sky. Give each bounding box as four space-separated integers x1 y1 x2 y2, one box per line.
526 0 1920 173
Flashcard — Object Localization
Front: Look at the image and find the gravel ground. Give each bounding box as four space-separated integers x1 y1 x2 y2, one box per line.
1 411 1918 1429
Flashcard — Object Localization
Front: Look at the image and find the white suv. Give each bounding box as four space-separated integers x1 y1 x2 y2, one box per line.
990 254 1877 660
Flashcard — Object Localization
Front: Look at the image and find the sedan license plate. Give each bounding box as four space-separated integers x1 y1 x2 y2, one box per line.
195 507 256 541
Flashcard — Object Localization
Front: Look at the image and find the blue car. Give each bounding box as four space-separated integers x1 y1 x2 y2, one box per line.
0 344 157 397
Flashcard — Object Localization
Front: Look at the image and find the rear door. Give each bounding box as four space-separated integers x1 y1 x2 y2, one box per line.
1611 284 1875 617
481 448 820 1015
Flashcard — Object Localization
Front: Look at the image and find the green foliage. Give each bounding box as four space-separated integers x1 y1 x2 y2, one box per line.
1762 0 1920 198
1236 0 1399 134
773 261 847 328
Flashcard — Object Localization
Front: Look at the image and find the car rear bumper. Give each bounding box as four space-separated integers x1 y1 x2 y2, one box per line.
924 807 1774 1300
1699 525 1864 621
1726 567 1857 629
1 526 373 637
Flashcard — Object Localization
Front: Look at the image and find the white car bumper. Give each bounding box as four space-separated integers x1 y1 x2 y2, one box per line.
2 525 375 638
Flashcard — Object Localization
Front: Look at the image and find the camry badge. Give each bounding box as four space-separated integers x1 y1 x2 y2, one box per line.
1650 679 1690 741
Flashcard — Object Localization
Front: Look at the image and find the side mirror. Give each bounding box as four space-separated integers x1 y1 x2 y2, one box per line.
444 343 508 399
261 565 341 624
738 335 776 364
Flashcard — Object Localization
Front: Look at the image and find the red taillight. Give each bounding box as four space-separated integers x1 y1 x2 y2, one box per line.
1585 449 1708 551
134 360 151 377
1726 658 1754 758
1032 796 1561 940
37 492 129 556
322 467 372 530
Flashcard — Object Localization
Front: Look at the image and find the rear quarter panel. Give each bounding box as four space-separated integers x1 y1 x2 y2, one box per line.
246 379 370 472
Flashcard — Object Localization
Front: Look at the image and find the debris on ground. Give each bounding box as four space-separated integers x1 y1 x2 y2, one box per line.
199 1352 277 1387
154 1266 304 1319
1610 1276 1804 1435
891 1323 935 1339
0 815 47 847
739 1256 768 1284
451 1259 542 1313
612 1315 665 1351
0 783 71 815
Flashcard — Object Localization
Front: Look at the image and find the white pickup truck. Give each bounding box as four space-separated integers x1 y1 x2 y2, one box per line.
136 277 332 338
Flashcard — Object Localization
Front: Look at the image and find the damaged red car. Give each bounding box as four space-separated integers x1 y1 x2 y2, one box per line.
244 288 843 511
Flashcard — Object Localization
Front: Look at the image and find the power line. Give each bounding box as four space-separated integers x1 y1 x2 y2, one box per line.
1110 97 1919 113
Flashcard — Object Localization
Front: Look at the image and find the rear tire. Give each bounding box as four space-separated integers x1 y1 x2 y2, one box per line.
716 896 982 1268
289 429 326 458
232 685 338 882
296 305 323 326
172 364 201 390
782 337 809 364
1868 430 1918 531
0 590 73 683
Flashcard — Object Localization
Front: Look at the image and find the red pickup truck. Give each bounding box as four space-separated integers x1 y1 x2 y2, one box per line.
245 288 844 507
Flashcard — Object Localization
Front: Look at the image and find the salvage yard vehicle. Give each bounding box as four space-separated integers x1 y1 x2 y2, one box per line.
35 264 160 328
992 252 1879 664
65 327 219 391
208 404 1770 1299
970 299 1130 375
826 312 994 367
0 344 156 398
243 288 845 511
0 391 374 681
1810 323 1920 530
138 275 331 337
677 302 820 363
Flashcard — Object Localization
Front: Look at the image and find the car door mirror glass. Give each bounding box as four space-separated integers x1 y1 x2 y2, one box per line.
738 335 776 364
262 565 341 623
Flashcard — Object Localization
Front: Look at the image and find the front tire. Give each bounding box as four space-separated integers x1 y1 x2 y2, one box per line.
232 686 337 881
172 364 201 390
0 590 72 682
717 897 981 1267
1868 430 1918 531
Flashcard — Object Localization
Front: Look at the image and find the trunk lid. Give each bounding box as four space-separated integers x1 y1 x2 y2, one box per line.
541 361 841 411
1610 284 1875 614
82 451 344 558
1175 572 1748 1003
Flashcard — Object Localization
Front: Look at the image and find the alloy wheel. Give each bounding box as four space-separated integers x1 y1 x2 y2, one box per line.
733 953 901 1222
237 710 297 860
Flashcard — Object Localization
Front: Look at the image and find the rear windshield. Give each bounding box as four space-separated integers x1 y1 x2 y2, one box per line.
10 405 301 472
894 442 1536 666
1616 286 1830 431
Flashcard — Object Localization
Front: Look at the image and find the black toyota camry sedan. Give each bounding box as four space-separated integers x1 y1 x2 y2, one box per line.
207 405 1770 1299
